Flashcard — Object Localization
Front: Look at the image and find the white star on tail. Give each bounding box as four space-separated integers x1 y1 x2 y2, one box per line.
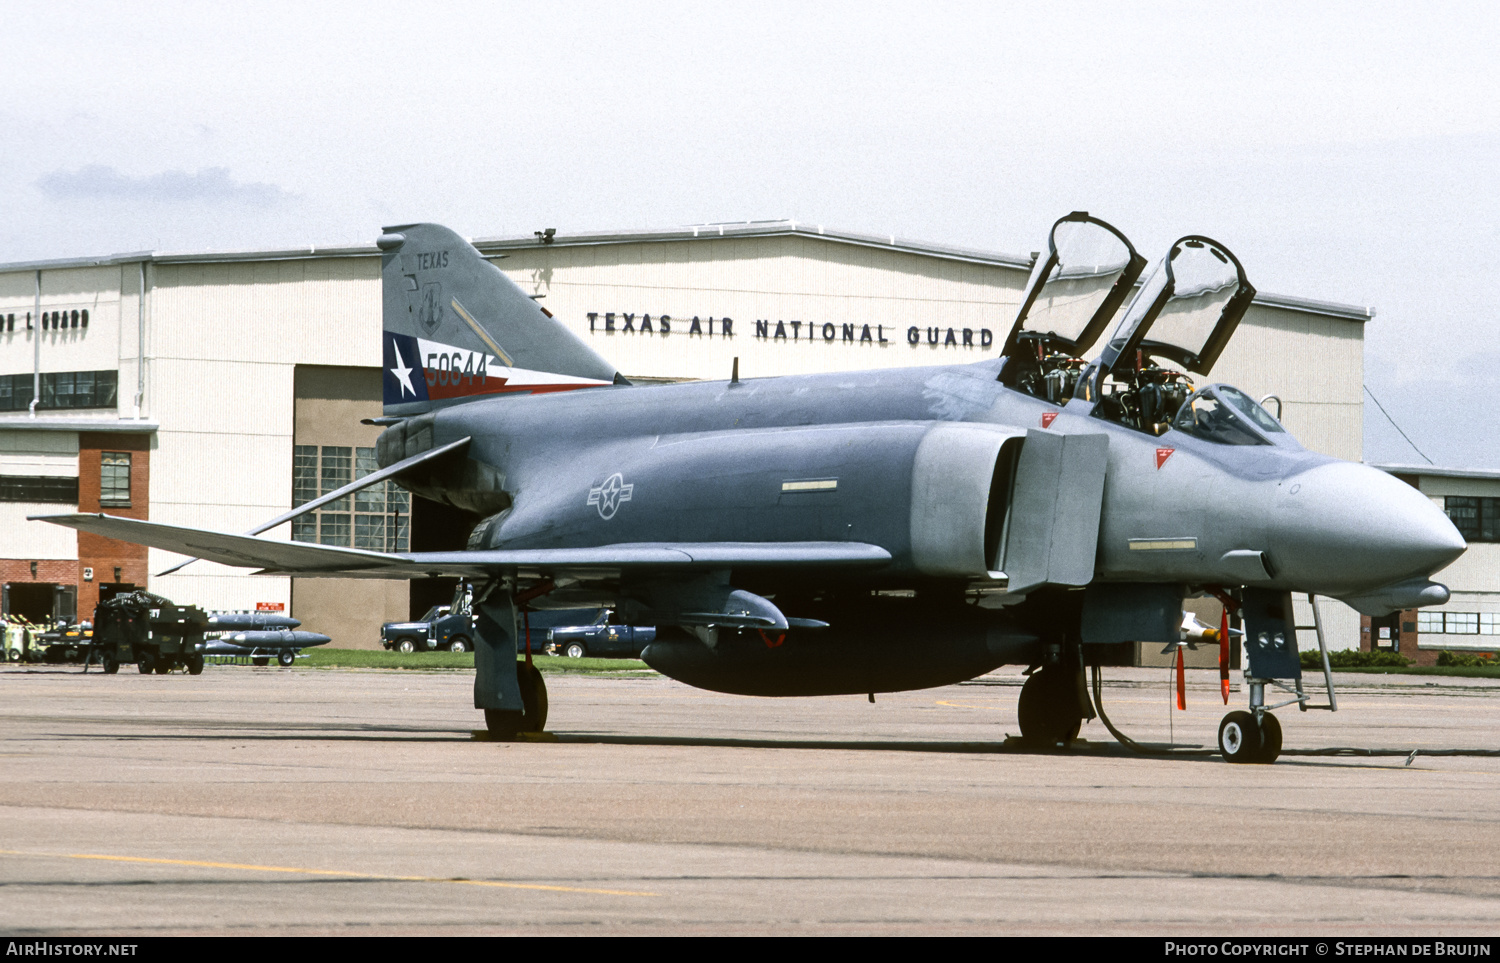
390 343 415 397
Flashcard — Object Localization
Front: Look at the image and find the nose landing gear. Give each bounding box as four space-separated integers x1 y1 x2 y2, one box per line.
1216 590 1336 765
1217 709 1283 764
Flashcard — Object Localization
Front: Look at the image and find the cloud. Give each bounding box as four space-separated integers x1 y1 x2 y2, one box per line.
35 165 292 206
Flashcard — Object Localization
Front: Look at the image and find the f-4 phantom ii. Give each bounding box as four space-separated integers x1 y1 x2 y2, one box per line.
38 213 1466 763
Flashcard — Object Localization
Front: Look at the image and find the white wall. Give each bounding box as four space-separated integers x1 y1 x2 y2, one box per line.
495 235 1367 461
0 265 123 378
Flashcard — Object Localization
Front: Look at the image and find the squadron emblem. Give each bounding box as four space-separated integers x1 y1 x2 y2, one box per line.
417 282 444 334
587 473 634 520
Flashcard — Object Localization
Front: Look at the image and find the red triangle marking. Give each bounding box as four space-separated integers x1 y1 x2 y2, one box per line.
1155 447 1175 469
1040 411 1058 428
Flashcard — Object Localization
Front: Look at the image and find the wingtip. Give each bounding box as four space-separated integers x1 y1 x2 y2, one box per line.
27 512 97 525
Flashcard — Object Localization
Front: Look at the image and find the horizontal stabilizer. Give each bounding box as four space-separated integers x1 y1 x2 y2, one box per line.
32 513 891 580
679 612 780 629
675 613 831 629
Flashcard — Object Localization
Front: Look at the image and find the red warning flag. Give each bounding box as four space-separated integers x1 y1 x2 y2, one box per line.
1219 605 1231 705
1156 447 1175 469
1041 411 1058 428
1175 645 1187 710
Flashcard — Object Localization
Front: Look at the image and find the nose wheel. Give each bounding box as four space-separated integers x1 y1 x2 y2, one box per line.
1218 710 1282 764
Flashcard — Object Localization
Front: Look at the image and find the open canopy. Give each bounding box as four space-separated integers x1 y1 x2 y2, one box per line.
1001 212 1146 359
1096 235 1255 377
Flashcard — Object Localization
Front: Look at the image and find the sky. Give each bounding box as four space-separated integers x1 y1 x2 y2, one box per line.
3 2 1497 467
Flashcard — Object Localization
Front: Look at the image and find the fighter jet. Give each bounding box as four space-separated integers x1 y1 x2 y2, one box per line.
35 213 1465 763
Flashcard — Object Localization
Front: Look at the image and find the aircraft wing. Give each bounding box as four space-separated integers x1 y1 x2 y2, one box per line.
33 513 892 579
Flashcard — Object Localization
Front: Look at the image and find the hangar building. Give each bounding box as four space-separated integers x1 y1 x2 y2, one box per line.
1366 465 1500 665
0 220 1374 649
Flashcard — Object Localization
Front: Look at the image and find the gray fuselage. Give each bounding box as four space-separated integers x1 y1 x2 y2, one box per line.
408 357 1462 606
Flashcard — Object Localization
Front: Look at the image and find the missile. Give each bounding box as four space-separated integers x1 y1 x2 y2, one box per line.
208 629 331 649
207 612 302 630
1180 611 1246 644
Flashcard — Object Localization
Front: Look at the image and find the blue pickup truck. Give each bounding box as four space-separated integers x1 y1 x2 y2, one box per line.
381 605 474 653
549 610 656 659
381 604 654 658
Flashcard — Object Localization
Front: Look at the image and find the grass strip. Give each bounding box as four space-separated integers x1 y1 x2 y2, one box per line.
299 648 653 674
1324 664 1500 679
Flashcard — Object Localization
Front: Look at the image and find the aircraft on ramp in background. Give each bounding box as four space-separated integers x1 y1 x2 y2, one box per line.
37 213 1465 763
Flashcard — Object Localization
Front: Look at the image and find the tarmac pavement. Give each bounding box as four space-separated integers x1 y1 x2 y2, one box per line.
2 663 1499 935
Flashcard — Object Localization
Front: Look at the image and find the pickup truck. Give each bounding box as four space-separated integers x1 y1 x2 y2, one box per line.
381 605 475 653
549 610 656 659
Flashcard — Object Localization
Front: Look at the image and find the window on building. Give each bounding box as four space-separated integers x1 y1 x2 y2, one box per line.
100 452 131 507
1417 611 1500 635
290 445 408 552
0 476 79 503
0 370 117 412
1445 496 1500 542
1446 612 1480 634
293 446 319 506
321 446 351 511
319 512 350 546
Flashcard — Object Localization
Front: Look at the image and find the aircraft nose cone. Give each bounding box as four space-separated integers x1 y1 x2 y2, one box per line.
1270 462 1466 594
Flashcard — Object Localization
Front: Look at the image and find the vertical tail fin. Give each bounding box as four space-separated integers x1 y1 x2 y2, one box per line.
378 223 621 417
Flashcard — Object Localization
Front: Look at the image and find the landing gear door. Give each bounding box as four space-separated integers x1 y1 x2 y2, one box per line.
1001 429 1109 595
1001 213 1146 360
1241 587 1302 680
1096 236 1255 378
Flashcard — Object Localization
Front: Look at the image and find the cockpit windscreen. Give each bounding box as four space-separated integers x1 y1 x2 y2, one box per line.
1172 385 1290 446
1218 385 1284 434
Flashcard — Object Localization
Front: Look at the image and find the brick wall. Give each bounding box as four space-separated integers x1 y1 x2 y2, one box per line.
1360 608 1425 663
0 559 78 585
74 432 150 616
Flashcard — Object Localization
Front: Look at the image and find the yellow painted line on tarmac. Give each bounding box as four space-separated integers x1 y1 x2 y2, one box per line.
0 849 656 897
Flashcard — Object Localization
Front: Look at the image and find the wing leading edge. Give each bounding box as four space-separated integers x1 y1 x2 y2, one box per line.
32 513 892 579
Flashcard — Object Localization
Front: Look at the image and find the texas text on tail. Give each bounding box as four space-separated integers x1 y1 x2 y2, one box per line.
38 214 1466 762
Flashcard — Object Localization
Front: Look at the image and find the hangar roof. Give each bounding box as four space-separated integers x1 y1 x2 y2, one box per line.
1376 463 1500 482
0 220 1375 323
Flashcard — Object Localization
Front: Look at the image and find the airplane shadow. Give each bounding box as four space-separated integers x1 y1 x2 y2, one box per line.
49 726 1479 768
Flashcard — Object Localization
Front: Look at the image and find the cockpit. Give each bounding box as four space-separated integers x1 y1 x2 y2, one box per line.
1172 384 1293 447
998 214 1298 446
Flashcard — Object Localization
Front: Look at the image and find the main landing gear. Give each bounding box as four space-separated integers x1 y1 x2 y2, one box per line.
483 661 549 739
1017 666 1086 748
